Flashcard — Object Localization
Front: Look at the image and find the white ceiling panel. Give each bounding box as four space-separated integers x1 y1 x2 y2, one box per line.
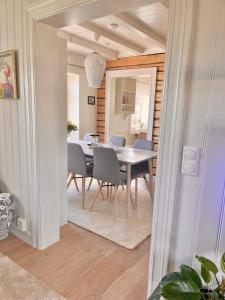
61 2 168 59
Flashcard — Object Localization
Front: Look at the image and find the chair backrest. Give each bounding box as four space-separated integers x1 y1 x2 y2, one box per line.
108 135 126 147
83 133 92 143
68 143 87 176
133 139 153 151
93 147 121 186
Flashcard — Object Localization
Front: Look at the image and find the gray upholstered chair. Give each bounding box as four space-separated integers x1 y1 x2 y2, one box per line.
67 143 93 209
90 147 138 221
108 135 126 147
132 139 153 196
133 139 152 151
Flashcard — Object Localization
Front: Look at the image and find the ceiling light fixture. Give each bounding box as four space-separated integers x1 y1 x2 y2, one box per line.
108 23 119 30
84 52 106 88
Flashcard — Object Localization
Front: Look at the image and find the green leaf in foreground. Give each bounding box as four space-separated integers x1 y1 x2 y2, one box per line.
201 264 211 284
180 264 202 289
148 272 182 300
196 255 218 274
221 252 225 274
162 280 201 300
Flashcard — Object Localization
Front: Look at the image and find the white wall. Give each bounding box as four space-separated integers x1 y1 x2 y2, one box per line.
67 52 97 139
169 0 225 268
149 0 225 294
35 22 67 248
0 0 67 248
0 0 36 245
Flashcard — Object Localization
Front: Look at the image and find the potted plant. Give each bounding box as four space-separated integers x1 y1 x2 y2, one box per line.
149 253 225 300
67 120 78 134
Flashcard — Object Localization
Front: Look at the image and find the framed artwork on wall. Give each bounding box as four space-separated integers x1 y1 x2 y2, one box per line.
88 96 95 105
0 49 18 100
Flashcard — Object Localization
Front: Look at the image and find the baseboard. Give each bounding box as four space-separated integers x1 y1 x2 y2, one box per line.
10 225 33 246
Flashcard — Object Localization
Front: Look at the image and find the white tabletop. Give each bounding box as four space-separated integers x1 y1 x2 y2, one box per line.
69 140 157 165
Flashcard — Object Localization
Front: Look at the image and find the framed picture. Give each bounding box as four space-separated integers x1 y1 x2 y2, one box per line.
88 96 95 105
0 50 18 99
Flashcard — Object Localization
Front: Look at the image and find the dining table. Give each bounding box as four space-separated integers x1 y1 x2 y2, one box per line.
70 140 157 217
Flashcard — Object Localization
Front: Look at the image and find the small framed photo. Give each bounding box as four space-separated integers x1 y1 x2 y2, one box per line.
88 96 95 105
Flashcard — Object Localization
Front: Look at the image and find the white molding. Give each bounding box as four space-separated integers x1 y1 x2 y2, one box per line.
23 0 197 294
105 68 156 142
148 0 197 294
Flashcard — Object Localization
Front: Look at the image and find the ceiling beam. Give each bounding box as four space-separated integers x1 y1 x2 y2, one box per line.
42 0 162 29
58 30 119 59
114 13 166 49
79 22 145 53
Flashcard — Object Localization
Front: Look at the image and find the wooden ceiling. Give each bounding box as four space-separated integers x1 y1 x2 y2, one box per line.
44 0 169 59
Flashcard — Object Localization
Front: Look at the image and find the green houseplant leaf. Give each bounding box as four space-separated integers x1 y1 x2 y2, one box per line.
149 272 182 300
201 264 211 284
180 265 202 289
162 280 201 300
221 252 225 274
196 255 218 274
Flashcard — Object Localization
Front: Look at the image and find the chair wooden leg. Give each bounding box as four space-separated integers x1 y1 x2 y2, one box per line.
73 175 79 192
67 173 74 189
90 181 104 211
109 186 113 201
135 178 138 209
87 177 93 191
97 180 105 200
113 187 118 222
81 177 85 209
107 184 109 198
130 191 136 210
144 175 152 196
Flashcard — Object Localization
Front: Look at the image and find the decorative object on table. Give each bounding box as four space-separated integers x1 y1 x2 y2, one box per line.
149 252 225 300
0 193 14 240
84 52 106 88
67 120 78 134
0 50 18 99
90 134 99 146
88 96 96 105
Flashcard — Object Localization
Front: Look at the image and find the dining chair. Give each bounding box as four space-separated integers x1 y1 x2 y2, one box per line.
108 135 126 147
90 147 139 221
82 133 95 189
132 139 153 196
67 143 94 209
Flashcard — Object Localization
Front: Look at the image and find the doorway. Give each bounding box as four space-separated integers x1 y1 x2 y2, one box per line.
25 0 194 298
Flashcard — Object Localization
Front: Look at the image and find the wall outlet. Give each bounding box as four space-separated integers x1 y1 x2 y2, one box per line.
17 217 27 232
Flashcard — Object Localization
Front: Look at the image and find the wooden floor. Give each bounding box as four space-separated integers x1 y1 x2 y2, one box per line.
0 223 150 300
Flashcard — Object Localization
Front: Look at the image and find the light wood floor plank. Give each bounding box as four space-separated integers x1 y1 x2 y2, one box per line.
0 223 150 300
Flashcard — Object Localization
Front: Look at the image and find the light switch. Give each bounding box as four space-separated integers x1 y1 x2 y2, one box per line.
181 146 201 176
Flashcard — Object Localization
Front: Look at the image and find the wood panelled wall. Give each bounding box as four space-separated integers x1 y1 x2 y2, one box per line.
96 53 165 175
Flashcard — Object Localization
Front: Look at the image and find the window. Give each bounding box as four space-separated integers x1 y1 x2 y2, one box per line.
130 77 151 133
67 73 79 131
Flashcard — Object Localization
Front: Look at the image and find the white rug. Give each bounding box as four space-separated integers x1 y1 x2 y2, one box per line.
68 179 153 249
0 252 65 300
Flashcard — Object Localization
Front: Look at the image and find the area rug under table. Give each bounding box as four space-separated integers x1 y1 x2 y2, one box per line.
68 180 153 250
0 252 65 300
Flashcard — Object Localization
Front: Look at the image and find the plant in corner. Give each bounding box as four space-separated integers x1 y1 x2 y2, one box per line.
149 253 225 300
67 120 78 134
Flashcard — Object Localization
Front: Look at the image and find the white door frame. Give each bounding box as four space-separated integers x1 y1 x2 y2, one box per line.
23 0 196 295
105 67 157 142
